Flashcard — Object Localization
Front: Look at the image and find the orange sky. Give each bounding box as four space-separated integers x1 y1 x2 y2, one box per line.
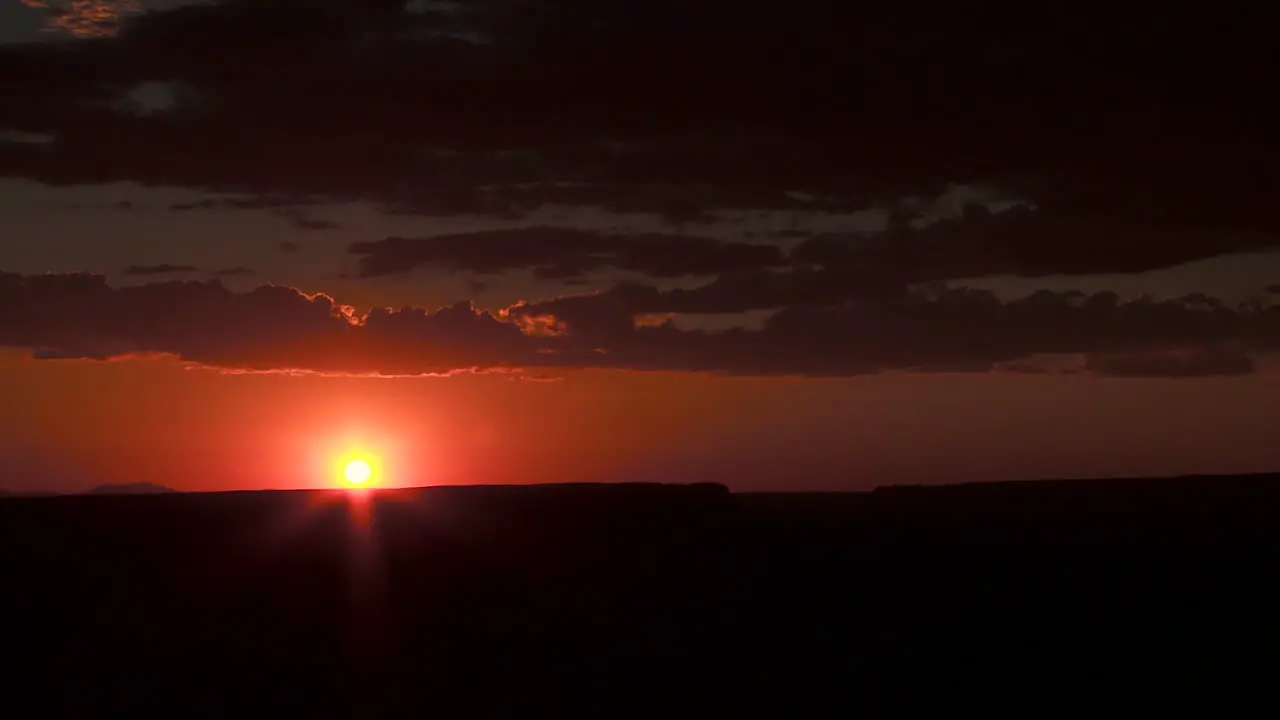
2 4 1278 493
4 348 1277 493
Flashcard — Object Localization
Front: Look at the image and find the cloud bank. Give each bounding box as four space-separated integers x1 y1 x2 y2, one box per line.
349 228 787 281
344 210 1280 296
3 2 1277 383
4 272 1278 378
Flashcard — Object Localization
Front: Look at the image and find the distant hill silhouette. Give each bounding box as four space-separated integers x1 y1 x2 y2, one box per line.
2 474 1279 713
0 488 59 497
83 482 177 495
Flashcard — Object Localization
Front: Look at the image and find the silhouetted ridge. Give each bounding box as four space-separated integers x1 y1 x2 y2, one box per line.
3 474 1280 713
84 482 177 495
0 488 60 497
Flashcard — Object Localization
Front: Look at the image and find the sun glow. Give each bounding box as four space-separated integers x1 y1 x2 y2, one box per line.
308 424 411 491
336 450 382 488
344 458 372 485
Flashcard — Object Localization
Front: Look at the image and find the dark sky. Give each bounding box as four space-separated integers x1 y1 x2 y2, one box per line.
1 1 1277 491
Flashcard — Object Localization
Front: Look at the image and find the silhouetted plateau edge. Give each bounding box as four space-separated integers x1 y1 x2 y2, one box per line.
84 482 178 495
3 472 1279 713
3 471 1277 509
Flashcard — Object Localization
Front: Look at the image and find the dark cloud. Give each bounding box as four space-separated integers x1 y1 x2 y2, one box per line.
289 216 340 231
509 266 916 317
272 207 341 231
348 227 787 280
277 241 298 254
1085 345 1257 379
9 0 151 39
0 272 537 376
122 263 199 275
377 181 871 221
4 272 1277 378
213 265 255 277
992 359 1061 376
503 285 1280 377
0 1 1274 274
791 204 1280 286
491 208 1280 312
170 196 325 212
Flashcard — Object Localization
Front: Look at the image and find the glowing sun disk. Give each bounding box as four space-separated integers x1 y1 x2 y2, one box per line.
343 458 372 485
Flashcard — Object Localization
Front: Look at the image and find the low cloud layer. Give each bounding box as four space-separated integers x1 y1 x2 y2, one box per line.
348 208 1280 294
122 263 199 275
791 205 1280 281
349 228 787 281
4 272 1277 378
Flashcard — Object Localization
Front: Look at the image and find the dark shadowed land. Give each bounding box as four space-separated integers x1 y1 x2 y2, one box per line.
2 475 1278 714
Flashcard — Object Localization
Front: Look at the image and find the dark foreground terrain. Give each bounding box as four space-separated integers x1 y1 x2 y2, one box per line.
2 474 1279 715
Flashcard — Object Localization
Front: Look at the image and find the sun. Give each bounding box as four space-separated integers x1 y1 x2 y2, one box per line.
335 450 382 489
343 459 372 485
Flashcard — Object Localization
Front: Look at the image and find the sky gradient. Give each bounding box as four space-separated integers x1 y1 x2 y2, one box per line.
2 1 1278 491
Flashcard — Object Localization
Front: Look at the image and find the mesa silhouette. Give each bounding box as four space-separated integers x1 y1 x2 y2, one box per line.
1 475 1277 714
84 482 178 495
